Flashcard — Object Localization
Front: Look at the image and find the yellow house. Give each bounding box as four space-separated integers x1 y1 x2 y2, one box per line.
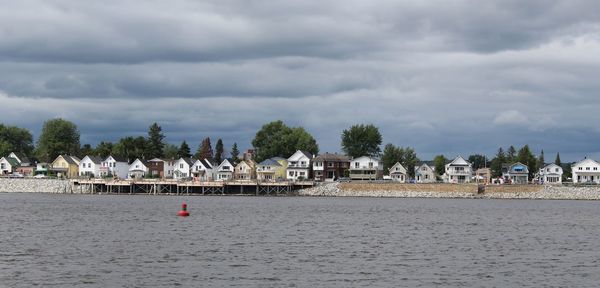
51 155 81 178
256 157 288 181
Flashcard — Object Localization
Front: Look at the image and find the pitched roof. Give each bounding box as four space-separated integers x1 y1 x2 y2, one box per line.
105 155 127 162
83 155 103 164
448 156 470 166
258 158 282 167
313 153 351 162
56 155 79 165
10 152 30 164
179 157 196 166
2 157 20 167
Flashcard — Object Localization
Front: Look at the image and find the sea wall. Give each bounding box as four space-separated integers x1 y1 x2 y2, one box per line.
0 178 75 193
299 183 600 200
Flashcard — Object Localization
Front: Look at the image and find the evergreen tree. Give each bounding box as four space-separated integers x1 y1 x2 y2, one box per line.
230 142 240 163
555 153 561 166
95 141 114 159
146 123 165 159
178 140 191 158
196 137 213 159
507 146 517 163
163 143 179 159
537 150 545 170
215 139 224 163
517 145 537 179
79 144 94 158
491 147 506 178
468 154 488 170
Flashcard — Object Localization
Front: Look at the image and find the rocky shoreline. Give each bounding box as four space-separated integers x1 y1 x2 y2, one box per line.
299 183 600 200
0 178 75 193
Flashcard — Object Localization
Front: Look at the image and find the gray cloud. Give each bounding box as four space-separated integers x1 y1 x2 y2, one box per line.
1 0 600 161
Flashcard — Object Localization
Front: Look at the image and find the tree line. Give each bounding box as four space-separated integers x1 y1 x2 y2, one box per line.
1 119 567 179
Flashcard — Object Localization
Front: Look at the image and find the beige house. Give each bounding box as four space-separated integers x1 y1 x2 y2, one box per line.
234 160 256 180
51 155 81 178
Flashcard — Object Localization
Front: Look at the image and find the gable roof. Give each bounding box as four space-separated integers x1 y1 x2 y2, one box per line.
1 157 20 167
177 157 196 166
54 155 80 165
105 155 127 162
448 156 470 166
82 155 103 164
571 157 600 167
258 158 282 167
313 153 350 162
389 162 407 173
9 152 30 164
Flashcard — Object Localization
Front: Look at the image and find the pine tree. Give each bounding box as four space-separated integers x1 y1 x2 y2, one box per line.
215 139 224 163
491 147 506 178
230 142 240 163
178 140 191 158
195 137 213 159
555 153 561 166
146 122 165 159
507 146 517 163
537 150 545 169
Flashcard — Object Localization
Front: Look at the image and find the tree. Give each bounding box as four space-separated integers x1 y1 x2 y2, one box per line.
79 144 94 158
340 124 382 158
163 143 179 159
114 136 147 162
0 124 34 157
381 144 419 178
507 146 517 163
490 147 506 178
468 154 488 170
252 120 319 162
177 141 191 158
146 122 165 159
433 155 448 176
517 145 537 179
35 118 80 162
196 137 213 159
555 153 561 166
215 139 224 163
95 141 114 159
537 149 545 170
230 142 240 163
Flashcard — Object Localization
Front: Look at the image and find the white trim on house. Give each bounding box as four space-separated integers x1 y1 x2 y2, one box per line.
539 163 563 184
388 162 407 183
444 156 473 183
571 158 600 184
287 150 312 180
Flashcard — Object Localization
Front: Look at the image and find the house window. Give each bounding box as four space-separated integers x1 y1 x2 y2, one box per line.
555 168 559 172
579 167 582 170
88 163 91 168
328 162 334 167
354 162 359 168
595 167 598 171
180 164 184 169
369 162 373 168
586 167 590 170
300 172 305 176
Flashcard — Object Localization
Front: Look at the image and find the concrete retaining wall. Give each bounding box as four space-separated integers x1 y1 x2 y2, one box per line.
0 178 74 193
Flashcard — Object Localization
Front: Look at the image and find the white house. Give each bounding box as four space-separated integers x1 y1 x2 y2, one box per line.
388 162 407 182
173 158 195 180
79 156 103 177
0 157 19 175
100 155 129 179
287 150 313 180
349 156 384 180
415 163 436 183
571 158 600 183
444 156 473 183
128 159 149 179
215 158 235 181
191 159 215 181
539 163 563 184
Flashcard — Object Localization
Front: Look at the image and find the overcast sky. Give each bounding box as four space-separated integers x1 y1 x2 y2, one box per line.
1 0 599 161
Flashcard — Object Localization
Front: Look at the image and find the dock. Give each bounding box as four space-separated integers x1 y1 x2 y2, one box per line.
71 179 315 195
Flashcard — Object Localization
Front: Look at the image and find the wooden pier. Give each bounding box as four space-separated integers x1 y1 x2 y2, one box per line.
71 179 314 195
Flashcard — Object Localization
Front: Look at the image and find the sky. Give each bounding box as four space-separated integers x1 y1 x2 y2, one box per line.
1 0 600 161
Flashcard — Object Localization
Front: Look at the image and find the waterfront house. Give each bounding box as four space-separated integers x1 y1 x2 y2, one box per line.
388 162 407 182
287 150 313 181
215 158 235 181
36 162 49 176
312 153 350 182
8 152 31 166
173 158 195 180
79 155 103 178
51 155 81 178
349 156 383 180
191 159 215 181
538 163 563 184
571 158 600 183
444 156 472 183
100 155 129 179
234 160 256 180
256 158 288 181
502 162 529 184
147 158 175 179
128 159 149 179
415 163 436 183
0 157 19 175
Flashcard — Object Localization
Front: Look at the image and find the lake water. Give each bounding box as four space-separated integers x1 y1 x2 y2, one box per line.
1 194 599 287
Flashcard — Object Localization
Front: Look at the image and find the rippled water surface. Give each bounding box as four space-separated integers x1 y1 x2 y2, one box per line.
1 193 600 287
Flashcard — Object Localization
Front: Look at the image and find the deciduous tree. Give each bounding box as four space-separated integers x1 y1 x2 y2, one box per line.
340 124 382 158
35 118 80 162
252 120 319 162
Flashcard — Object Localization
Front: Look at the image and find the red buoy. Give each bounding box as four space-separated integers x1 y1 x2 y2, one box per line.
178 203 190 217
